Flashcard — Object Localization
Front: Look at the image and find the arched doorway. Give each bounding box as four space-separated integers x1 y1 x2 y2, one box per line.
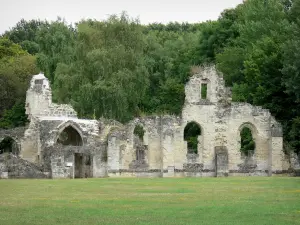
57 126 83 146
56 125 91 178
184 122 201 154
238 123 257 173
0 137 19 155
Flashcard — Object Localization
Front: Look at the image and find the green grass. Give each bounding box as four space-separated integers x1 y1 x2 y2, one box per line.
0 177 299 225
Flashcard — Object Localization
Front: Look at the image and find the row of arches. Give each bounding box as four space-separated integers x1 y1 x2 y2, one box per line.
0 125 84 156
0 125 84 155
183 122 256 155
0 122 256 155
130 122 256 157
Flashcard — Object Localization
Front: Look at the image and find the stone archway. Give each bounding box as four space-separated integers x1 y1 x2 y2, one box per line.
183 121 203 174
0 137 19 155
55 122 92 178
184 121 201 155
237 123 258 172
57 125 83 146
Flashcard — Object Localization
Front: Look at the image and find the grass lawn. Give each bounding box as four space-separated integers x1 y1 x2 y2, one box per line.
0 177 299 225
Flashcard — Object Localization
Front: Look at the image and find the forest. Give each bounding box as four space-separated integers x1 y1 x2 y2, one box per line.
0 0 299 154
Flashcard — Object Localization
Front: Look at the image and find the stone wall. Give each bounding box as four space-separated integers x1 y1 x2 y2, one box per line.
2 66 294 179
0 153 48 178
25 73 77 119
105 66 288 177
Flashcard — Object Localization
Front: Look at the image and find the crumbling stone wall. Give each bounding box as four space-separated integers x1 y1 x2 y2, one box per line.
2 67 292 179
180 66 283 176
106 66 287 177
25 73 77 119
0 153 48 178
107 117 163 177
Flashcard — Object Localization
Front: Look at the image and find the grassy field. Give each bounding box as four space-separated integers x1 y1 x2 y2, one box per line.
0 177 299 225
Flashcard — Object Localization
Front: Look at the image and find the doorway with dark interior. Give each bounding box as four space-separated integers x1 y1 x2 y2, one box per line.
74 153 93 178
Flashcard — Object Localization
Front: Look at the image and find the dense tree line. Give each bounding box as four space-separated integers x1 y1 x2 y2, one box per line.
0 0 299 153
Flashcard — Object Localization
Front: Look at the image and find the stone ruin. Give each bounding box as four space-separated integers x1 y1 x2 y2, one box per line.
0 65 298 179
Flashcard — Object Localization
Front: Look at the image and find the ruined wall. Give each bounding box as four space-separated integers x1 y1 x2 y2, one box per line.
104 66 287 177
37 118 105 178
2 66 291 179
181 66 278 176
226 104 271 176
25 73 52 119
26 73 77 119
107 117 163 177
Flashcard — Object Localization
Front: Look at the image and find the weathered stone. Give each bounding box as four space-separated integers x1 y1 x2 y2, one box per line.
0 66 294 178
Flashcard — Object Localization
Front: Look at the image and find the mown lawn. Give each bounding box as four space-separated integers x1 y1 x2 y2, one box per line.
0 177 299 225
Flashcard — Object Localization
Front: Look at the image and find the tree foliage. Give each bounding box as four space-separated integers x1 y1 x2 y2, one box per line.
0 38 38 128
240 127 255 156
2 19 46 54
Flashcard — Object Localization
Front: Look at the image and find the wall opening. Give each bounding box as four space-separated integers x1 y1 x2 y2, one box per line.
134 124 146 161
34 79 43 85
240 127 255 156
57 126 83 146
184 122 201 154
133 124 145 142
201 83 207 99
129 124 148 169
0 137 19 155
74 153 92 178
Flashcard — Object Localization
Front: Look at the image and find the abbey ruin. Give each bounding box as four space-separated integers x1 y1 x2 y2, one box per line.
0 66 298 179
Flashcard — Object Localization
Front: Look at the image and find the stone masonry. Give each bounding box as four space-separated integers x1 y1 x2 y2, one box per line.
0 66 296 178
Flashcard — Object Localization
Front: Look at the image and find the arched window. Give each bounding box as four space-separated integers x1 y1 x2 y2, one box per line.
0 137 19 155
240 127 255 156
57 126 83 146
184 122 201 154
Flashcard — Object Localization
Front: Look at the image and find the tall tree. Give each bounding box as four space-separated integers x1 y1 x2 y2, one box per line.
53 13 149 122
0 38 38 128
2 19 46 54
36 18 75 83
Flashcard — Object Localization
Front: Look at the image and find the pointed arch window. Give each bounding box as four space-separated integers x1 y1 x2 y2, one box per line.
57 126 83 146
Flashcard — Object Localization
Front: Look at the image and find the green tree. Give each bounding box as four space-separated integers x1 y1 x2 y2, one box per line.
2 19 46 54
281 0 300 153
217 0 290 112
0 38 38 127
53 13 149 122
36 18 75 83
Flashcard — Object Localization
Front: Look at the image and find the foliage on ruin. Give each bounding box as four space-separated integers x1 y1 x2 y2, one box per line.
133 124 145 141
184 122 201 154
240 127 255 156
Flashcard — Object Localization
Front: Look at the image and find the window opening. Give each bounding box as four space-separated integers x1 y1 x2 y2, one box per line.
184 122 201 154
201 83 207 99
240 127 255 156
57 126 83 146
